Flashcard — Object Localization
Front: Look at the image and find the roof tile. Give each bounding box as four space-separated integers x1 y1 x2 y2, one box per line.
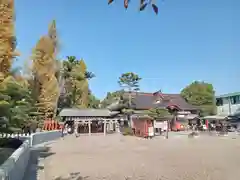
124 92 198 110
59 108 118 117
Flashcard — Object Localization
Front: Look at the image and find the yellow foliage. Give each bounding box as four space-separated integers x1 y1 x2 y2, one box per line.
75 59 89 108
32 36 55 76
79 59 87 73
48 20 57 54
31 20 60 116
0 0 19 76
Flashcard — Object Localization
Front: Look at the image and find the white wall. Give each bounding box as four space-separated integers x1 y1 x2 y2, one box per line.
0 140 30 180
217 97 240 116
0 130 64 180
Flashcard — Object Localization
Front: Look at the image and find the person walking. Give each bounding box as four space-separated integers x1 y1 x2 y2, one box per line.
74 121 80 137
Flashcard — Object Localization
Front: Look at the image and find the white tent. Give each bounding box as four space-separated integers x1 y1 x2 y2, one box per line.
201 115 228 120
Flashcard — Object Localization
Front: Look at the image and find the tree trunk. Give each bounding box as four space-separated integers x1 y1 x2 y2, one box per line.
166 112 177 139
128 87 132 128
128 88 132 108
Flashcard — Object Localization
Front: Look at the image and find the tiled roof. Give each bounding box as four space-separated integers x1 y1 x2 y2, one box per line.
59 108 120 117
124 92 198 111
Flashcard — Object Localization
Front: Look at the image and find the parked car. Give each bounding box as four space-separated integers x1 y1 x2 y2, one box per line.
172 119 188 131
226 117 240 132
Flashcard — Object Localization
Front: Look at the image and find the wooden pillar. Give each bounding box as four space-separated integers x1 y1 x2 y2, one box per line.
88 118 91 136
103 119 106 136
115 119 119 133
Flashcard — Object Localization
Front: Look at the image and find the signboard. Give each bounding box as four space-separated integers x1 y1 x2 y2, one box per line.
154 121 168 130
148 127 154 136
178 111 191 115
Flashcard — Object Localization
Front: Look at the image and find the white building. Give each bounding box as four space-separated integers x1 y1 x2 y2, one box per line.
216 92 240 116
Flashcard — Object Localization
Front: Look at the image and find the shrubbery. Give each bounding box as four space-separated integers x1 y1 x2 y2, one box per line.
122 127 134 136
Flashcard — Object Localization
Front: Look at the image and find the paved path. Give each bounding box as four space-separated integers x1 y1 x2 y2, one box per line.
23 141 59 180
37 133 240 180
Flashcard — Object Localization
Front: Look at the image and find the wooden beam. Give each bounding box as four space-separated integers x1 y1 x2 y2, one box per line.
103 119 106 136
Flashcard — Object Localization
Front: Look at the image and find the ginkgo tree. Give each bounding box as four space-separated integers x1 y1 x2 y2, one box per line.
108 0 159 15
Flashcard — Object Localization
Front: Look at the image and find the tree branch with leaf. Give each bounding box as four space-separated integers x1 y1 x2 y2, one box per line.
108 0 159 15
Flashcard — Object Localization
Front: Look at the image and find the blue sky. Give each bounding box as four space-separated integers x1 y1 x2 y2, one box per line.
15 0 239 99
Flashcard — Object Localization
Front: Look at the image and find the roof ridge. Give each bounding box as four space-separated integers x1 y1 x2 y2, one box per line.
124 92 181 95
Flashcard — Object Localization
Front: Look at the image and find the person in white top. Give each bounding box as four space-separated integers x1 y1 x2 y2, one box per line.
74 121 80 137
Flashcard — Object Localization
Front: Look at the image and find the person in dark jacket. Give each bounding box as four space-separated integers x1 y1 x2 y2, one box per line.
31 122 37 133
23 125 28 135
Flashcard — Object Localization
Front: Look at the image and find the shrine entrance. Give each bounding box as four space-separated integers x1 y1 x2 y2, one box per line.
59 109 121 135
78 120 104 134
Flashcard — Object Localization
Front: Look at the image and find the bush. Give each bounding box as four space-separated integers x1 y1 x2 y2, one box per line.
122 127 134 136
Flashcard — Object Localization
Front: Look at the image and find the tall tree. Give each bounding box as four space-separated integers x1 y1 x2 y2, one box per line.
31 20 60 118
118 72 141 126
181 81 216 116
0 0 29 132
60 56 95 109
77 59 90 108
118 72 141 108
0 0 19 77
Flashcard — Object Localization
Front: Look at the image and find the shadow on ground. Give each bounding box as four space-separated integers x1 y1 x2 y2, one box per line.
23 146 55 180
54 172 89 180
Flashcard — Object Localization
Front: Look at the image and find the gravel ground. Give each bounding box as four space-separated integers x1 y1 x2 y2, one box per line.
39 133 240 180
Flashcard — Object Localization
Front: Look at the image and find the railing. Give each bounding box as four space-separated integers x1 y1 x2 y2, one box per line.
0 130 64 180
0 133 30 138
0 133 31 143
0 141 30 180
30 130 62 146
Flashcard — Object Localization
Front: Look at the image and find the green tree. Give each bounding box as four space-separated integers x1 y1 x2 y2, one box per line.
101 90 125 108
118 72 141 108
100 90 137 126
0 75 35 132
181 81 216 116
118 72 141 91
87 90 100 109
61 56 95 108
147 108 171 120
118 72 141 127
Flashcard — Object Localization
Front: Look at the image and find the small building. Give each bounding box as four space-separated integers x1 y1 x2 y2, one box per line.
59 108 120 135
216 92 240 116
109 91 199 136
131 114 154 138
